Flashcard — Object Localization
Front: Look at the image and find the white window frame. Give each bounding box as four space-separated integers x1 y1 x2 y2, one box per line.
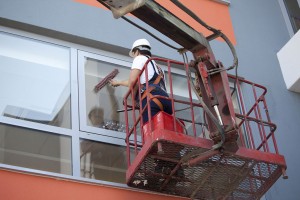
0 26 129 188
78 50 133 141
0 29 75 137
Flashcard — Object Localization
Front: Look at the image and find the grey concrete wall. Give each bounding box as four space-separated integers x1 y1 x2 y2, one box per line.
230 0 300 199
0 0 299 199
0 0 181 60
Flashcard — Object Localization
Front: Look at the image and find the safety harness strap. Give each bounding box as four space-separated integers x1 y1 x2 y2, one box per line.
139 57 165 111
141 86 164 111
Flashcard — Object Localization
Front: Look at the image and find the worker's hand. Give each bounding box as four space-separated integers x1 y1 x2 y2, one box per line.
109 80 120 87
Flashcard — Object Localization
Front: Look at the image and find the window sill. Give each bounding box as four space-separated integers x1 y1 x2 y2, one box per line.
212 0 230 6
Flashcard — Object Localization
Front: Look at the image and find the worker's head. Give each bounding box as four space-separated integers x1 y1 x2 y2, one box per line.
129 39 151 57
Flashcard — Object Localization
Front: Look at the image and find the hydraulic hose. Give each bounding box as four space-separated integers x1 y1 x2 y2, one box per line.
170 0 238 70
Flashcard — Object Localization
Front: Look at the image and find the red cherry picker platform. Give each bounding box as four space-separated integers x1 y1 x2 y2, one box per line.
123 58 287 200
96 0 287 199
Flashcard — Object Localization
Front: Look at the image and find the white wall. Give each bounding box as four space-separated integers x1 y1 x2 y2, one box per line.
277 30 300 92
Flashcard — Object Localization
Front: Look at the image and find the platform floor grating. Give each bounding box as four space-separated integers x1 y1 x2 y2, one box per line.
127 141 283 200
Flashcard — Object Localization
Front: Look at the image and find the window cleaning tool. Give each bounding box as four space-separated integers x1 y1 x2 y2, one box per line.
94 69 119 92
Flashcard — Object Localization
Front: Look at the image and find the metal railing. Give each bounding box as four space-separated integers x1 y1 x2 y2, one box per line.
123 57 280 167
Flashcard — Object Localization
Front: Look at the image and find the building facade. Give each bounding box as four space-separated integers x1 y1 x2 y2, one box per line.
0 0 299 199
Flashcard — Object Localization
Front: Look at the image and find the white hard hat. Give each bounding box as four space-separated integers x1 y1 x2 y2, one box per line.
129 39 151 57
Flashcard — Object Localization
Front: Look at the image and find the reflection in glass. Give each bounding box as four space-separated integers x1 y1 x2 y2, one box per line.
84 58 135 132
80 139 127 183
0 32 71 128
0 123 72 174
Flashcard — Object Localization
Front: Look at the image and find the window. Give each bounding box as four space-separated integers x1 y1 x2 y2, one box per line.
0 29 135 185
165 71 198 100
78 52 134 138
283 0 300 33
0 32 71 129
0 123 72 174
164 72 206 137
80 139 128 183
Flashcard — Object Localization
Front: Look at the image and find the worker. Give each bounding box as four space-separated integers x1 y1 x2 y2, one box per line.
109 38 173 123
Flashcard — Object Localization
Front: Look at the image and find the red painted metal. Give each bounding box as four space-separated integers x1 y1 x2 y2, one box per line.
123 57 287 199
142 112 186 141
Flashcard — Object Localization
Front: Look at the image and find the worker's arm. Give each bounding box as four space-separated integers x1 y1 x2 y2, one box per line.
110 69 140 88
110 79 129 87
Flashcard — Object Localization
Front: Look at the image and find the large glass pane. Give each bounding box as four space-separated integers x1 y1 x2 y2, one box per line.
0 123 72 174
84 58 132 133
165 72 198 100
80 139 127 183
0 32 71 128
165 72 206 136
283 0 300 33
